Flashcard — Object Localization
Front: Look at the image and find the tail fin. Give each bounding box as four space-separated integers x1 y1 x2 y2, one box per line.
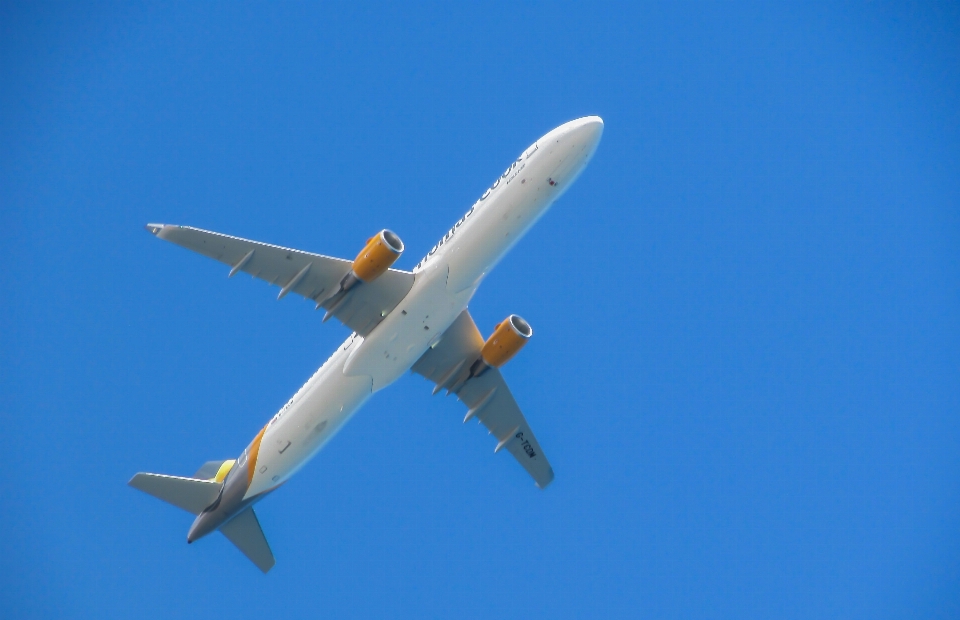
193 459 236 482
128 473 222 515
220 507 275 573
194 460 228 480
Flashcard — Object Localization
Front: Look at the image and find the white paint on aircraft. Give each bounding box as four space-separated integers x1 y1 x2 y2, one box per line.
131 116 604 572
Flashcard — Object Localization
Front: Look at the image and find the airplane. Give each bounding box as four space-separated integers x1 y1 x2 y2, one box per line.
129 116 604 572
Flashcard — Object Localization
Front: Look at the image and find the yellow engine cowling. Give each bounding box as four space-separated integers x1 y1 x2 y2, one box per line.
480 314 533 368
352 229 404 282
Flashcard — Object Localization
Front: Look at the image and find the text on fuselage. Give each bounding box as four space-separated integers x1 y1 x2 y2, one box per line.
413 144 536 272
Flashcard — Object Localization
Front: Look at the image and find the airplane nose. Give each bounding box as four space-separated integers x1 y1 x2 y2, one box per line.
573 116 604 150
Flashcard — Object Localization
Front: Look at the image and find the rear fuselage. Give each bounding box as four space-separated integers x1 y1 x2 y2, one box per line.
187 117 604 542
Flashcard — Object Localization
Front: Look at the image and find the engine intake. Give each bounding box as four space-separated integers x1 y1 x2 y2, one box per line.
470 314 532 377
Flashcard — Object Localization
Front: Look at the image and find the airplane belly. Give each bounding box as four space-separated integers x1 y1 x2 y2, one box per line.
444 140 573 293
445 193 550 292
248 346 373 497
343 265 473 391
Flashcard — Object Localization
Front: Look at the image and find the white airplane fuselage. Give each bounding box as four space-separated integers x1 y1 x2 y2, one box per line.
187 116 603 542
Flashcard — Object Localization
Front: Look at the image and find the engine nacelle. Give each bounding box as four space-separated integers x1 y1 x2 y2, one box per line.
319 230 404 321
352 229 404 283
469 314 532 378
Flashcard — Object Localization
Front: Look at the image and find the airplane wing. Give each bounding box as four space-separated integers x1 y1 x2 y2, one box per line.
412 310 555 489
146 224 414 337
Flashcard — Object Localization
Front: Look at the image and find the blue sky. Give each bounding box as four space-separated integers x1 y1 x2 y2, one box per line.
2 2 958 618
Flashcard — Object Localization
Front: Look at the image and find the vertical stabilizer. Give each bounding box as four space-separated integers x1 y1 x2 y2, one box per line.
193 459 236 482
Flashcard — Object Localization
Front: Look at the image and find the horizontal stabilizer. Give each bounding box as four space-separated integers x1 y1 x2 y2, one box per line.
220 507 275 573
128 473 222 515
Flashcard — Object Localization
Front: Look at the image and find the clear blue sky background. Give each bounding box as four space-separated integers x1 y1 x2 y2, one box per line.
2 2 958 618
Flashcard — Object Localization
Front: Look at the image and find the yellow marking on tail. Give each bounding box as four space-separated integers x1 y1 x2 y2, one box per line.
246 426 268 487
213 460 236 483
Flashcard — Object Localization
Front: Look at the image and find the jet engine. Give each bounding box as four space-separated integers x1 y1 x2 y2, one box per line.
470 314 532 377
320 230 404 321
352 229 404 282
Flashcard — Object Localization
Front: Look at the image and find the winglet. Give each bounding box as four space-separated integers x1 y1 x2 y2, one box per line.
145 223 166 235
535 467 555 490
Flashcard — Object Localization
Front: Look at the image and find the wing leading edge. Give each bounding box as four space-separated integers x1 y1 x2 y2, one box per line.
146 224 414 336
412 310 555 489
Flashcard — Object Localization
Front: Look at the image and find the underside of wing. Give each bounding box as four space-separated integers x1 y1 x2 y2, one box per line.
412 311 555 489
146 224 414 336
